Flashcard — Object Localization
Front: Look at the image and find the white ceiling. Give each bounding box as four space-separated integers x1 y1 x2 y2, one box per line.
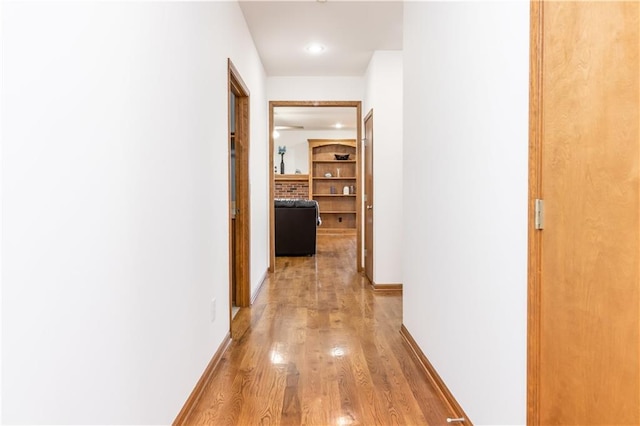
238 1 404 77
240 1 402 131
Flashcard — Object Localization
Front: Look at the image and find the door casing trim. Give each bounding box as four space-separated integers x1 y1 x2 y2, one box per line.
527 2 543 424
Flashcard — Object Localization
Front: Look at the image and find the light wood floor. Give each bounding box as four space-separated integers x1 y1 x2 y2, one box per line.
186 235 452 425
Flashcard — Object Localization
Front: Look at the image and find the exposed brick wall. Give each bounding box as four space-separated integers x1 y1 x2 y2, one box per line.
275 182 309 199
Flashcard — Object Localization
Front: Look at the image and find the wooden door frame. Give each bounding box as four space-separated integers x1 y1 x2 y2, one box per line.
268 100 362 272
527 1 543 424
228 59 251 316
363 109 374 283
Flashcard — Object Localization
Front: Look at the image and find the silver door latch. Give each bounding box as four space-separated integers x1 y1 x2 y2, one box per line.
534 199 544 230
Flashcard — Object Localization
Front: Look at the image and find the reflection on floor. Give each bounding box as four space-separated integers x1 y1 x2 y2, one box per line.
186 234 452 425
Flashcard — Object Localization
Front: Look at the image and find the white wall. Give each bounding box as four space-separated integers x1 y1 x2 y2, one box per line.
363 51 403 285
402 3 529 425
274 129 356 175
0 0 4 419
267 76 364 101
1 2 267 424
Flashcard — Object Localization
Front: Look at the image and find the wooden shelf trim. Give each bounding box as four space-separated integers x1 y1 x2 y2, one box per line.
314 177 356 180
320 210 357 214
313 160 357 163
275 174 309 181
312 194 356 197
317 228 356 235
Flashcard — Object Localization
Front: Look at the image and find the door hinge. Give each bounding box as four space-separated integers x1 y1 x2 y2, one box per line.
364 194 368 202
534 199 544 230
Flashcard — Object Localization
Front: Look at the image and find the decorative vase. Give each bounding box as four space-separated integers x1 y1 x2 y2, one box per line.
280 154 285 174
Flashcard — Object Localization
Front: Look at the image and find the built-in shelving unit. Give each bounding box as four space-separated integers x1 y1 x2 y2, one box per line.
308 139 357 234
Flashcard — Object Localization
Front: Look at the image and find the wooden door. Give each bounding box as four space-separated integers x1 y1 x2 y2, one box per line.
529 2 639 424
229 60 251 313
364 110 374 283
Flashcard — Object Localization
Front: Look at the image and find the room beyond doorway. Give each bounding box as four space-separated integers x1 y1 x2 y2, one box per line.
268 101 363 273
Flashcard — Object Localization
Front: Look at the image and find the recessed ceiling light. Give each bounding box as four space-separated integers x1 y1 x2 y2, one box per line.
305 43 325 55
334 123 343 129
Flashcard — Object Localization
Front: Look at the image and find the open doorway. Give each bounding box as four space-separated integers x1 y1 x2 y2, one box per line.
268 101 362 272
228 60 250 326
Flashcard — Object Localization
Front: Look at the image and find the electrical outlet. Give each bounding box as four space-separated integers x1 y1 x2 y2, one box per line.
211 298 216 322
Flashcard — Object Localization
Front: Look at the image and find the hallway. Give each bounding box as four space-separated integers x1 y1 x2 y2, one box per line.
186 235 451 425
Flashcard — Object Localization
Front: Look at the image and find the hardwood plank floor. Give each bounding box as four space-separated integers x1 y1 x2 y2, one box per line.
186 235 453 425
